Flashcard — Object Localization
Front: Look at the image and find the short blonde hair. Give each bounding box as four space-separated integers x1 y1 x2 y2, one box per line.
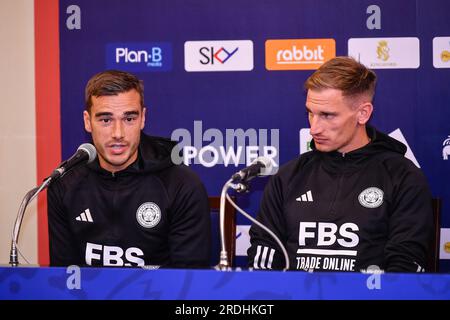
305 56 377 101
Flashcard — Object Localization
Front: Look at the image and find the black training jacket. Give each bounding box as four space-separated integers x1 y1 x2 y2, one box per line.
248 126 433 272
48 133 211 268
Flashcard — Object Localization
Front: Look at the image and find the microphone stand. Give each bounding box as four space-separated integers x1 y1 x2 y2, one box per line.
216 177 290 271
217 179 250 270
9 177 52 266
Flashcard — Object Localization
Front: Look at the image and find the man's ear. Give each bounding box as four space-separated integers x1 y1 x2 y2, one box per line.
141 107 146 130
83 110 92 133
357 102 373 125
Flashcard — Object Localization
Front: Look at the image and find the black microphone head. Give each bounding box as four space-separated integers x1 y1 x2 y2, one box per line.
78 143 97 163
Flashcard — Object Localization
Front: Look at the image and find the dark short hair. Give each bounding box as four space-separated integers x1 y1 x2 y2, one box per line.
85 70 144 113
304 56 377 101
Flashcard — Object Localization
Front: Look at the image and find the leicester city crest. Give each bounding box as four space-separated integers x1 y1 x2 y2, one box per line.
358 187 384 209
136 202 161 228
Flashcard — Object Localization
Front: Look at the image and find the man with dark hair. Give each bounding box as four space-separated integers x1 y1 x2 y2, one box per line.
48 70 211 268
248 56 433 272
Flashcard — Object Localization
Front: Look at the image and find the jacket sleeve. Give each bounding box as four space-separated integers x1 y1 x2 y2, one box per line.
166 171 211 268
384 165 434 272
47 181 82 266
247 175 288 270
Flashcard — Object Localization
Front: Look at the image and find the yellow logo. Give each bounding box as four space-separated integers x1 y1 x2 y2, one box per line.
376 40 390 61
441 50 450 62
445 242 450 253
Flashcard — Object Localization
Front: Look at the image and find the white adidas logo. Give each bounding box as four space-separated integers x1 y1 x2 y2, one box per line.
296 190 313 202
76 209 93 222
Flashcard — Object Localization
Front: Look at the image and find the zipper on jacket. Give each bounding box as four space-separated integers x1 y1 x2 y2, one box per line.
110 171 119 238
329 174 343 214
329 152 346 214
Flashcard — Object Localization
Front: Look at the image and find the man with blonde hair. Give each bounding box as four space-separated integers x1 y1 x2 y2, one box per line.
248 56 433 272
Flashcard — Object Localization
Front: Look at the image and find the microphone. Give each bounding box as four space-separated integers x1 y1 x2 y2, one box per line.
217 156 281 271
10 143 97 266
231 156 273 182
50 143 97 179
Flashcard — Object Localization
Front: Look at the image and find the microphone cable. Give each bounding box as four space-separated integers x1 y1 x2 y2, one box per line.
225 193 290 271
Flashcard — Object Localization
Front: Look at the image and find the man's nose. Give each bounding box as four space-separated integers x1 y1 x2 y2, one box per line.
309 115 322 135
112 121 125 139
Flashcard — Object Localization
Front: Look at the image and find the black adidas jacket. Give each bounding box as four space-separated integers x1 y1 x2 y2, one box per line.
48 133 211 268
248 127 433 272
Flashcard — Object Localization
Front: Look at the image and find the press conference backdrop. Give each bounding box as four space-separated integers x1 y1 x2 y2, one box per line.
57 0 450 270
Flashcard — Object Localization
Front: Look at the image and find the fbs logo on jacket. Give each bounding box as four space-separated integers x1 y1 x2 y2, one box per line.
136 202 161 228
85 242 145 266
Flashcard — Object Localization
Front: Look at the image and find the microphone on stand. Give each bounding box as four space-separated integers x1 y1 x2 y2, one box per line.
217 157 276 270
50 143 97 179
231 156 273 183
9 143 97 266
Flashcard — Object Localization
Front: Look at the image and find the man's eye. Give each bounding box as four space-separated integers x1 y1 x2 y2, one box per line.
125 117 136 122
100 118 111 123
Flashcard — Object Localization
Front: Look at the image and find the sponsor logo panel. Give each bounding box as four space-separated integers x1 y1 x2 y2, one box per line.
433 37 450 68
348 37 420 69
184 40 253 72
266 39 335 70
439 228 450 259
106 42 172 72
443 135 450 160
236 225 251 256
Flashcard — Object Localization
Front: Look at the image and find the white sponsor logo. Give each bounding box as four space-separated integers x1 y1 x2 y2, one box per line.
298 222 359 249
184 40 253 72
299 128 313 154
277 45 325 64
75 208 93 223
433 37 450 68
296 190 313 202
299 127 421 167
85 242 145 266
235 225 251 256
116 47 162 65
443 136 450 160
358 187 384 208
136 202 161 228
296 222 359 272
296 256 356 272
439 228 450 259
388 128 420 167
348 37 420 69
